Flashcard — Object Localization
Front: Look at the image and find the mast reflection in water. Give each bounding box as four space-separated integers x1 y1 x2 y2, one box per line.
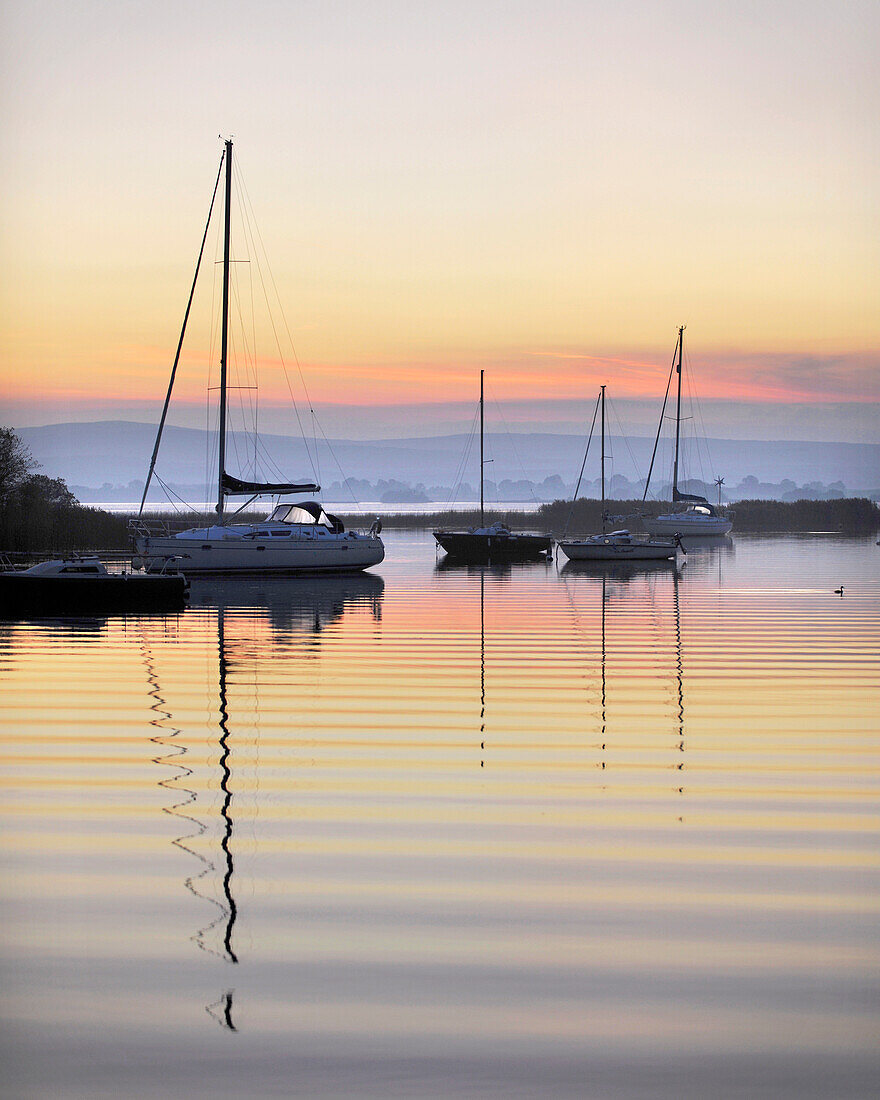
560 558 687 781
143 572 385 1028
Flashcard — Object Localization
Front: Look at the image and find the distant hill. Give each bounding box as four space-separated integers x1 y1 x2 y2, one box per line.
16 420 880 502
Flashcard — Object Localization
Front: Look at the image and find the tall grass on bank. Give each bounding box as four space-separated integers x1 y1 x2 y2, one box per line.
723 497 879 532
1 497 876 557
372 497 880 534
0 501 131 554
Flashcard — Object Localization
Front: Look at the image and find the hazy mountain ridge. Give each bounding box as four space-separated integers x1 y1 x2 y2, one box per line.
17 420 880 502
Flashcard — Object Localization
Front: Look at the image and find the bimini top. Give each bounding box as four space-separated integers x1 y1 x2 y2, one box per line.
268 502 344 531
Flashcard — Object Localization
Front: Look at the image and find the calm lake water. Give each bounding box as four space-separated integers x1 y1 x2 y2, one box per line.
1 532 878 1099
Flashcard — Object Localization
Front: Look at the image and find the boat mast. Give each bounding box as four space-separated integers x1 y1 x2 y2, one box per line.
479 369 484 525
671 325 684 500
216 139 233 519
600 384 606 532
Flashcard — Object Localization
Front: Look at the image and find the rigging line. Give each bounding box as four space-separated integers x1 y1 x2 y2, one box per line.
251 432 289 483
233 159 319 482
312 409 322 491
643 338 679 502
232 168 263 479
228 230 289 488
607 396 641 489
446 405 480 510
229 277 262 480
311 416 359 505
236 170 259 474
236 159 316 412
226 318 245 480
562 392 601 538
678 352 704 493
228 156 312 476
140 150 225 516
206 201 223 504
154 472 199 514
227 258 254 476
685 344 716 491
490 392 540 505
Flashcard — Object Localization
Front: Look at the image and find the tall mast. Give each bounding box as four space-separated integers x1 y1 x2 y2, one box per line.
600 384 606 532
671 325 684 499
479 369 484 525
216 139 233 518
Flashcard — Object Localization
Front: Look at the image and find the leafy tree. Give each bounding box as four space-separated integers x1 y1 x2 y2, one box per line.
0 426 38 502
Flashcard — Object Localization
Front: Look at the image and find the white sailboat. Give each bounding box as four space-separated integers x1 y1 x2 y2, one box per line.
643 327 732 537
558 386 681 563
131 140 384 575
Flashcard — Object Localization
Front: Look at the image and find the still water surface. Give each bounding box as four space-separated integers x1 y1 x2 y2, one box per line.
1 532 878 1099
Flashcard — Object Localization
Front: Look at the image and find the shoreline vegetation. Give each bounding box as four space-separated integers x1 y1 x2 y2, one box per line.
0 497 877 557
3 427 877 555
371 497 879 535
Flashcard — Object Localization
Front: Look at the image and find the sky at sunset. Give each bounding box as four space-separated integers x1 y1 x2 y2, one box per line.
1 1 878 442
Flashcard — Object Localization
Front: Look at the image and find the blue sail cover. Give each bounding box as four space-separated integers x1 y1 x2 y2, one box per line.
673 488 710 505
222 473 320 496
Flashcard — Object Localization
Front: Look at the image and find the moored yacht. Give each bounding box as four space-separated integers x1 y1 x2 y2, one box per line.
558 386 682 563
130 140 383 575
433 371 552 563
134 502 384 575
643 327 733 537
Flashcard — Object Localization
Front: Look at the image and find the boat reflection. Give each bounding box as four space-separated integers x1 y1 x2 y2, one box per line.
205 989 237 1032
561 562 686 786
188 572 384 634
435 556 552 577
559 556 684 580
141 572 385 1031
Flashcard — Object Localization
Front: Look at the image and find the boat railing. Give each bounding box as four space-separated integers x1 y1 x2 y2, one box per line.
128 517 210 538
129 517 384 541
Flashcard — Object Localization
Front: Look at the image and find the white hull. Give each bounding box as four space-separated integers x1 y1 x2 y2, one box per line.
644 514 732 537
135 534 384 574
558 537 676 562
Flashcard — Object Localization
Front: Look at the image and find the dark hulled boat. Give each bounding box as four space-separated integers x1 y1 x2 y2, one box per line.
433 371 552 563
0 556 188 615
433 522 551 562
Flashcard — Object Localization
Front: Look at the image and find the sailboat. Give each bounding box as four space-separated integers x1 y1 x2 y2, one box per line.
433 371 552 562
557 386 681 562
643 327 732 537
131 140 384 575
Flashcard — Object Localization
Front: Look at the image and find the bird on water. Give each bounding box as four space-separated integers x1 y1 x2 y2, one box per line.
834 586 845 595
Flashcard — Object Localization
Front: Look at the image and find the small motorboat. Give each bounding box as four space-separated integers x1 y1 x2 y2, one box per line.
0 556 188 615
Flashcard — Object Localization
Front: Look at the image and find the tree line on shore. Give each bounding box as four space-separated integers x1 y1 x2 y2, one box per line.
1 426 878 555
0 427 129 554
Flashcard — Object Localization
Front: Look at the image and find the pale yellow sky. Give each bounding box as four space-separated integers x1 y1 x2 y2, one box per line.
1 1 878 438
